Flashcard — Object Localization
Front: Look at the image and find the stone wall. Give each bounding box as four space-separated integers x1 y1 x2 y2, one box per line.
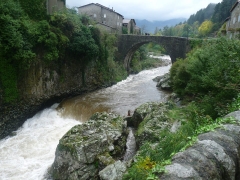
0 59 109 139
227 2 240 38
47 0 65 15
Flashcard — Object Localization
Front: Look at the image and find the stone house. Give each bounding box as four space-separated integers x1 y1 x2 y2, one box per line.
46 0 65 15
78 3 124 34
122 19 138 34
134 26 141 35
226 0 240 38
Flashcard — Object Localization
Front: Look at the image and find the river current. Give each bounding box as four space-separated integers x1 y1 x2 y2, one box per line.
0 60 171 180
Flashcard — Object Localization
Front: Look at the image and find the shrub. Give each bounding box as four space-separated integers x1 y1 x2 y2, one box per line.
170 38 240 117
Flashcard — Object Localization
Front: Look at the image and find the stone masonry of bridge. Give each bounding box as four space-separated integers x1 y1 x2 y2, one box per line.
116 35 191 71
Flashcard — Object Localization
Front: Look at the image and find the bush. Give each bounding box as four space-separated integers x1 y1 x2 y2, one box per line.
170 38 240 117
170 58 191 96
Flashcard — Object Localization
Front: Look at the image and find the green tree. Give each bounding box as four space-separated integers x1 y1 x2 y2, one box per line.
69 25 99 83
170 38 240 117
198 20 213 37
122 26 128 34
192 21 200 36
18 0 47 20
0 0 36 102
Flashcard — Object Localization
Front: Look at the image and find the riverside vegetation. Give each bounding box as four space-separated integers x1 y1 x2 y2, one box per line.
0 0 166 104
123 38 240 180
0 0 129 104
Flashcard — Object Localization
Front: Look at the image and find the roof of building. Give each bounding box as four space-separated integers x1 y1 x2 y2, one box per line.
123 19 130 24
78 3 123 17
122 19 136 25
230 0 240 12
135 26 140 30
224 16 231 23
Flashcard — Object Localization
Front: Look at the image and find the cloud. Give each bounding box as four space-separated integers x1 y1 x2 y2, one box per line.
66 0 222 21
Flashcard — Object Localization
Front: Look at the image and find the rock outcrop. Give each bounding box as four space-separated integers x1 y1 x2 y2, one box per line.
99 160 127 180
127 101 178 146
0 60 113 139
50 112 128 180
156 73 171 90
159 111 240 180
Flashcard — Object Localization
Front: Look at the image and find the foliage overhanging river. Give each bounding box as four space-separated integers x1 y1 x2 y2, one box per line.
0 61 171 180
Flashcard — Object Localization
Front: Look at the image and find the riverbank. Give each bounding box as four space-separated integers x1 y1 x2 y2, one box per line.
48 93 240 180
0 65 171 179
0 59 122 139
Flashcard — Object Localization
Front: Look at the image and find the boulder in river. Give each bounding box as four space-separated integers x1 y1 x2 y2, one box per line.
50 112 128 180
156 73 172 90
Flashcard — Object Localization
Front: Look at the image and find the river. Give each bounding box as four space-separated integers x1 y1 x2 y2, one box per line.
0 61 171 180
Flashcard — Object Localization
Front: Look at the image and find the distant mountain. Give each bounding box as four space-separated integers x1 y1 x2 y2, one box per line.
135 18 186 33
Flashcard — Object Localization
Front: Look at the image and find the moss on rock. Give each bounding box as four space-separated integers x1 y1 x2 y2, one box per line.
50 112 128 180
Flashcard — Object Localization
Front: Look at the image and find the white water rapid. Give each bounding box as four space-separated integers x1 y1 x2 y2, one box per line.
0 104 80 180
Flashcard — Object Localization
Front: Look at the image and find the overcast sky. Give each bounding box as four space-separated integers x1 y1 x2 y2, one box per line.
66 0 223 21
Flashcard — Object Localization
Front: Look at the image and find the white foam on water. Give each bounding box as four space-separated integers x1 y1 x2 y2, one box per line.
0 104 80 180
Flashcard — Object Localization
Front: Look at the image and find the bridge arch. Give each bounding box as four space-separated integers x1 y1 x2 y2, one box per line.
116 35 190 71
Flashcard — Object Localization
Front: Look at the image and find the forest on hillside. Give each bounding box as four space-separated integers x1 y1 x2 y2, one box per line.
156 0 236 37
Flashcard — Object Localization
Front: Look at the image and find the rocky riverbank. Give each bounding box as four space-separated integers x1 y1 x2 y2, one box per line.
50 97 240 180
159 111 240 180
0 60 116 140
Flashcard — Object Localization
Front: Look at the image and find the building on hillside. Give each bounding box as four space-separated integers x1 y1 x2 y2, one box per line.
226 0 240 38
78 3 123 34
46 0 65 15
122 19 138 34
134 26 141 35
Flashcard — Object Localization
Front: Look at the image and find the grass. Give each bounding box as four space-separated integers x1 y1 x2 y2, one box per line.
123 98 240 180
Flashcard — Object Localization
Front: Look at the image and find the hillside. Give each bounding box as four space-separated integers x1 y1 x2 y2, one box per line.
135 18 186 34
187 3 216 25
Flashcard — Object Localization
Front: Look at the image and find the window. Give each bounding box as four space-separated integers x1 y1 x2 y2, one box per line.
104 14 106 18
118 15 119 19
238 15 240 22
94 14 96 18
233 17 236 24
117 22 119 26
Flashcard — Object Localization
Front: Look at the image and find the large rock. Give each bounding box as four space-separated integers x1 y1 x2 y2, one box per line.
99 160 127 180
127 101 178 146
50 112 128 180
159 111 240 180
127 102 166 128
152 75 164 82
156 73 171 90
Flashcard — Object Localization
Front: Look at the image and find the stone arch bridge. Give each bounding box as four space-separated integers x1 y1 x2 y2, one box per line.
116 35 191 71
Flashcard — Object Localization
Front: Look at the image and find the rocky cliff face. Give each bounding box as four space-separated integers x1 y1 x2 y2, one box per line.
0 59 109 139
